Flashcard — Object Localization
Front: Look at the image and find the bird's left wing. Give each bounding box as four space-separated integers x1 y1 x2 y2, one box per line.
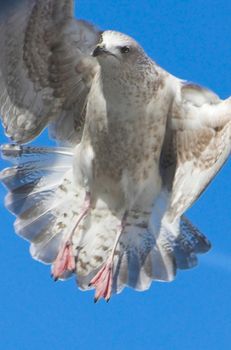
0 0 100 144
160 81 231 223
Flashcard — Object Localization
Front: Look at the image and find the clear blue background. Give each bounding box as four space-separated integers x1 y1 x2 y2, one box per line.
0 1 231 349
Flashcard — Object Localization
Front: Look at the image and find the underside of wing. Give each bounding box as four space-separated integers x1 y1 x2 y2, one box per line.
0 0 100 144
161 81 231 222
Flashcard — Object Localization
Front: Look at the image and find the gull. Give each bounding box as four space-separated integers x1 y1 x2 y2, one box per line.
0 0 230 302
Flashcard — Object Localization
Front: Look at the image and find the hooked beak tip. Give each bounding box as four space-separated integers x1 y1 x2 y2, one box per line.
92 45 109 57
92 45 103 57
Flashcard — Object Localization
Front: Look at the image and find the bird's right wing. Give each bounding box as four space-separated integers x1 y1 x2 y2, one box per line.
0 0 100 144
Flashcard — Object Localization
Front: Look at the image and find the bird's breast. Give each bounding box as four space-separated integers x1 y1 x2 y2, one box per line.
79 76 167 207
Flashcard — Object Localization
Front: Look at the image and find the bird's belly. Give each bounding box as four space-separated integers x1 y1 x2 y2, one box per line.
77 121 163 210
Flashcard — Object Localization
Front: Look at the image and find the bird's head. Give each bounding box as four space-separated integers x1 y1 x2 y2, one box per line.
92 31 147 70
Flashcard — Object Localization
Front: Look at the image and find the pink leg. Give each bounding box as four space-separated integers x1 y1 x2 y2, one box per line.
52 192 91 281
90 212 127 302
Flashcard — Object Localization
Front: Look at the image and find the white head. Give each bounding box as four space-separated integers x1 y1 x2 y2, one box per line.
92 31 148 70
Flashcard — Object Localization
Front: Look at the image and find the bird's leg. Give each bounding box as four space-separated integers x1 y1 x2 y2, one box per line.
90 212 128 302
52 192 91 280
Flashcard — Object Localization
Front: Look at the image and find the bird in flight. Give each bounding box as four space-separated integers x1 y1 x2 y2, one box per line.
0 0 230 302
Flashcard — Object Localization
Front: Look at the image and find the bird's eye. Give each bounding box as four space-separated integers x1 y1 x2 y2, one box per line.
98 33 104 44
120 46 130 54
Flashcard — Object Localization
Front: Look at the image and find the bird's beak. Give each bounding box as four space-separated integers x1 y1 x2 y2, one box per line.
92 45 109 57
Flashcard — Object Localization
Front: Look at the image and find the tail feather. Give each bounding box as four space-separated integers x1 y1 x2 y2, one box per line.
179 216 211 254
108 214 210 294
173 216 211 269
113 227 176 293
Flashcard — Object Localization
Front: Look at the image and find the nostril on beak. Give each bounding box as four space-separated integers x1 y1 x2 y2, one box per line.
92 45 105 57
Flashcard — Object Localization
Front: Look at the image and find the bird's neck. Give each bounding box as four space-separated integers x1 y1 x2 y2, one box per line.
98 63 158 107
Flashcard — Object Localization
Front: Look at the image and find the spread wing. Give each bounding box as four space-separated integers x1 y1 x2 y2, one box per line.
160 81 231 222
0 0 100 144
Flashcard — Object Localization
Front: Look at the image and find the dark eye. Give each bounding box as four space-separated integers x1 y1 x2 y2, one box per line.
98 32 104 44
120 46 130 54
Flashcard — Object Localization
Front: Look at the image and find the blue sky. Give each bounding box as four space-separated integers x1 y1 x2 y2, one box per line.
0 1 231 349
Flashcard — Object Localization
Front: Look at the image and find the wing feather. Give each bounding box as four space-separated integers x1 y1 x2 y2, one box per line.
0 0 100 144
161 81 231 222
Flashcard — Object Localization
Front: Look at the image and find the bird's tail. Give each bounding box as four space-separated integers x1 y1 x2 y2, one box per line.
0 144 211 295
